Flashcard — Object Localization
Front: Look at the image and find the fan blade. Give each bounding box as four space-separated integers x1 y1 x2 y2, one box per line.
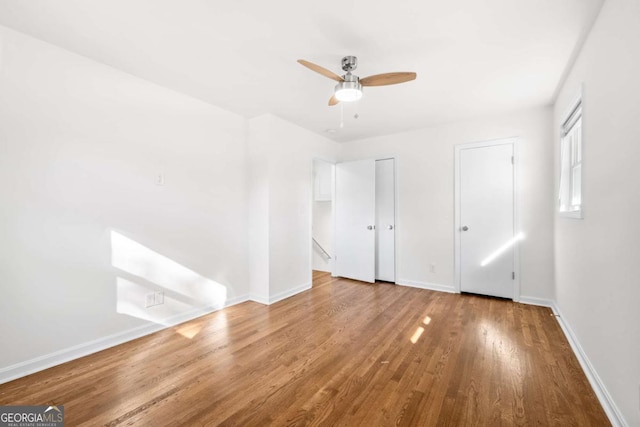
298 59 344 82
360 72 417 87
328 95 340 106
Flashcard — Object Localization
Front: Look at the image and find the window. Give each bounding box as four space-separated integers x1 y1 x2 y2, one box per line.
559 98 582 218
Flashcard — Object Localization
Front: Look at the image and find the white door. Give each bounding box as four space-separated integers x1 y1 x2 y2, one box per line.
376 159 395 282
459 142 515 299
335 159 376 283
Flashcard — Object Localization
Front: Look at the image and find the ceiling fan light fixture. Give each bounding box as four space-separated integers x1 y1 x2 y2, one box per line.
334 81 363 102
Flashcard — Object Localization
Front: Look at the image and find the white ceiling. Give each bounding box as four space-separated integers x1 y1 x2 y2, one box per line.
0 0 603 142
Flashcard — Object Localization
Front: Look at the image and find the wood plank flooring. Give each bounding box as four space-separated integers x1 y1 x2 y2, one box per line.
0 271 610 426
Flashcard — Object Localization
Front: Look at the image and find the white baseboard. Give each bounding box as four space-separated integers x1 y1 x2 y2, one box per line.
517 295 555 308
249 294 270 305
549 302 627 427
249 282 312 305
0 294 250 385
396 279 456 294
267 282 312 305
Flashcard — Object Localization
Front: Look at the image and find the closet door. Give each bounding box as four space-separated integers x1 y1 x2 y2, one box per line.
375 159 395 282
335 160 376 283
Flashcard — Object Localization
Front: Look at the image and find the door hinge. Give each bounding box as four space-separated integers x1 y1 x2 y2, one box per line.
511 156 514 164
512 272 515 280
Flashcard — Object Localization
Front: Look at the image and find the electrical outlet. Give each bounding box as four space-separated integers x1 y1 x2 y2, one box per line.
156 173 165 186
145 293 155 308
145 291 164 308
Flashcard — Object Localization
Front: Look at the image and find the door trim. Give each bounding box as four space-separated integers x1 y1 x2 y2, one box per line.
454 137 521 301
310 157 336 281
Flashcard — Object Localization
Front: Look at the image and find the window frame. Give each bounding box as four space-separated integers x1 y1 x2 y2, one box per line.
558 91 584 219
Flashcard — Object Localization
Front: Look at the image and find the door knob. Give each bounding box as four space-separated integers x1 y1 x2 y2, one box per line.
387 225 394 230
367 225 374 230
462 226 469 231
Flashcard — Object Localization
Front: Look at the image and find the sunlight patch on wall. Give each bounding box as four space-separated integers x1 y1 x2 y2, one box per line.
116 277 193 324
111 230 228 327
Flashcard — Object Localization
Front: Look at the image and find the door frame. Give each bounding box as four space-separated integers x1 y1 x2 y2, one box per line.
332 155 400 284
454 137 521 301
310 157 336 280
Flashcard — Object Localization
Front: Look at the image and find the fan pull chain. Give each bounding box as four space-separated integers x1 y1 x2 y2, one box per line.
340 103 344 128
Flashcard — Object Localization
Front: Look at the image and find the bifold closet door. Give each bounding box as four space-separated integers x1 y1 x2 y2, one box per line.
375 159 395 282
335 159 376 283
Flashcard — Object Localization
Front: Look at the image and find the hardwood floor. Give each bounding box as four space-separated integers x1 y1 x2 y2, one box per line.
0 271 609 426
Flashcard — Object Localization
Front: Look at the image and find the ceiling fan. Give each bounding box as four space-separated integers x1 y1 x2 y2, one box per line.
297 56 416 106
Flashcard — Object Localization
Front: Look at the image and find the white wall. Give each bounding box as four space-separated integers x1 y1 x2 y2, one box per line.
339 107 555 300
553 0 640 424
247 115 339 303
247 115 271 302
0 26 249 374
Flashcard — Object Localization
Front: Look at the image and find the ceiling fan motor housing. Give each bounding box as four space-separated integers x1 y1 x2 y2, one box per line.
341 56 358 72
337 56 362 102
